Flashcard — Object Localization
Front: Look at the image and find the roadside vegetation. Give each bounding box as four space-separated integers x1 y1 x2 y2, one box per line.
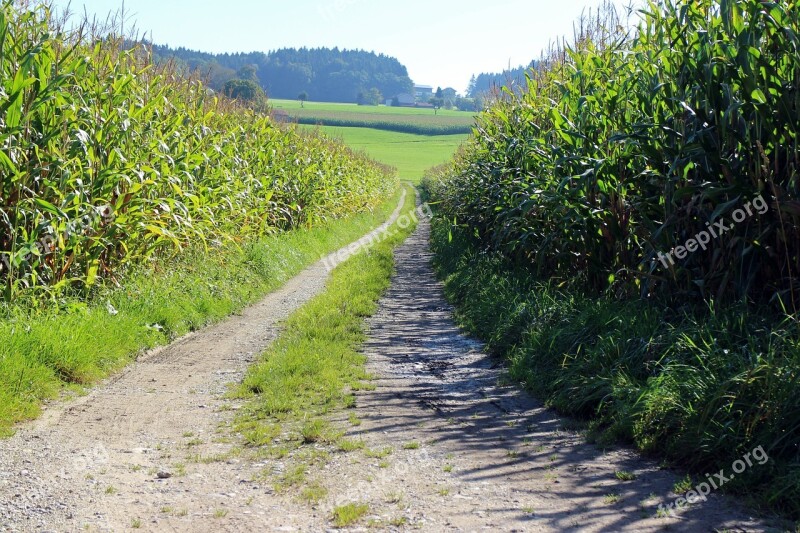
423 0 800 520
0 3 398 436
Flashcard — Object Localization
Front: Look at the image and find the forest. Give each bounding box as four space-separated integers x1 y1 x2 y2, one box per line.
151 45 414 103
466 61 536 98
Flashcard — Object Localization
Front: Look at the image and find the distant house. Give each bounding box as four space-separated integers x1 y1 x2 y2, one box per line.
414 85 434 99
388 93 416 107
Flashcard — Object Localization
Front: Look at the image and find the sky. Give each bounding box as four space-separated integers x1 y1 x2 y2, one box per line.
51 0 636 94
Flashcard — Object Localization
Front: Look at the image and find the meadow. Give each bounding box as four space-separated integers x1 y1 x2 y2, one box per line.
271 98 471 116
306 126 467 182
271 99 475 135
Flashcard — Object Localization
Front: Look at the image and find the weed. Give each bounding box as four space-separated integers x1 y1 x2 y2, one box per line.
385 492 403 504
332 503 369 528
364 447 393 459
673 475 693 495
300 482 328 504
337 438 366 452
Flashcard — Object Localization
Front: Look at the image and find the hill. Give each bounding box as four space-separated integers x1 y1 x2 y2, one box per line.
152 45 414 103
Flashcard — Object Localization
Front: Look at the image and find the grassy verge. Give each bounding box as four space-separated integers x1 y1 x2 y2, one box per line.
0 187 404 437
231 185 418 501
428 219 800 523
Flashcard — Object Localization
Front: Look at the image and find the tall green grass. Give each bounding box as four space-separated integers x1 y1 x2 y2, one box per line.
0 2 395 302
429 219 800 520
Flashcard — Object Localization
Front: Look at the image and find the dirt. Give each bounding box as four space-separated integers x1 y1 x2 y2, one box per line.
0 192 778 532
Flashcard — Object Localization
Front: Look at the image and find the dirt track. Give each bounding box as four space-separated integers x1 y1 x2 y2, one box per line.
0 192 776 532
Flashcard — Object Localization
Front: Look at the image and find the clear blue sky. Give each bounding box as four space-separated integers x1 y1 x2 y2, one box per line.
52 0 636 94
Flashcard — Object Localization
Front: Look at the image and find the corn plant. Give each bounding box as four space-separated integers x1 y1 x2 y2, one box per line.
422 0 800 518
429 0 799 308
0 1 396 301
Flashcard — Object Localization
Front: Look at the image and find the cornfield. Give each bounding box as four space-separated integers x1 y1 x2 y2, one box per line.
423 0 800 518
0 2 395 302
427 0 800 307
291 115 474 135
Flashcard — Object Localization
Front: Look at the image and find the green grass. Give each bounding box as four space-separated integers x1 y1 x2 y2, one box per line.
272 98 473 117
615 471 637 482
233 186 418 456
300 482 328 504
0 187 403 437
427 218 800 520
364 447 393 459
271 99 475 135
673 475 694 495
309 126 466 182
332 502 370 527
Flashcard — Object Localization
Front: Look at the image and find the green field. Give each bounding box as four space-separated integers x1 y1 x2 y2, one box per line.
272 98 472 117
307 126 468 182
272 99 476 135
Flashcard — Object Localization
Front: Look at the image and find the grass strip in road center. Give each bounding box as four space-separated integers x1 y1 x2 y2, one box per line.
232 185 419 469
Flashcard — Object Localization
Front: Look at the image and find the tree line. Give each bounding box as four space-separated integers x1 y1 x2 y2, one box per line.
466 61 536 98
151 45 413 104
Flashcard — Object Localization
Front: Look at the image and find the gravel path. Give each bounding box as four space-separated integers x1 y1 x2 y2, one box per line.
309 214 775 532
0 191 777 532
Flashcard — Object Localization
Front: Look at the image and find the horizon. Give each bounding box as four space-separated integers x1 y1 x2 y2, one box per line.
51 0 637 95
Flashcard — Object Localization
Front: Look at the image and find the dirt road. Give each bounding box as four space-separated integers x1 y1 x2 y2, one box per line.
0 195 409 532
308 216 773 532
0 193 775 532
